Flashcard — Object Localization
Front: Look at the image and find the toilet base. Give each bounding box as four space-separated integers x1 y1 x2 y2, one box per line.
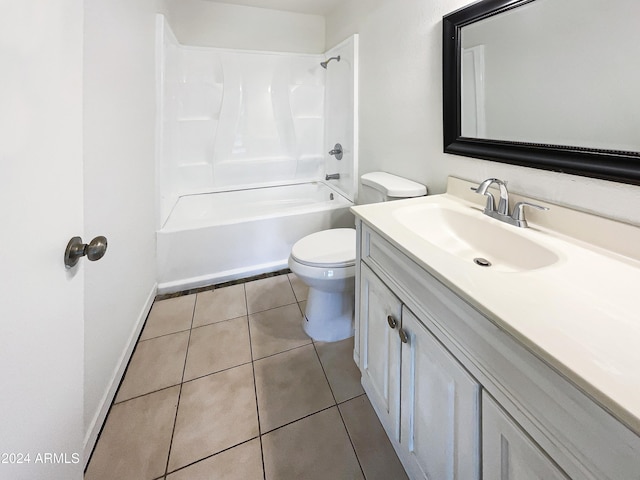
302 287 354 342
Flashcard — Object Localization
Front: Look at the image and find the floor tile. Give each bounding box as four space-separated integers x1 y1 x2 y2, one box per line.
254 344 334 433
248 304 311 360
168 364 259 471
116 331 189 402
91 275 406 480
339 395 408 480
287 273 309 302
141 295 196 340
183 316 251 381
245 275 297 314
166 438 263 480
85 386 180 480
262 407 364 480
315 336 364 403
192 285 247 328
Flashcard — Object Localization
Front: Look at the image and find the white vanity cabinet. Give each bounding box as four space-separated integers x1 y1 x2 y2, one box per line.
354 219 640 480
359 263 480 479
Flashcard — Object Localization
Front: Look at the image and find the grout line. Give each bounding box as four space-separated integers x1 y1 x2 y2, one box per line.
181 356 253 385
335 399 367 479
245 283 267 480
247 299 300 317
311 341 339 406
163 295 198 477
112 383 183 406
286 272 300 303
164 435 261 477
337 392 367 405
259 404 337 437
286 273 309 322
312 340 367 479
190 313 248 331
252 342 313 363
137 326 192 343
113 352 257 407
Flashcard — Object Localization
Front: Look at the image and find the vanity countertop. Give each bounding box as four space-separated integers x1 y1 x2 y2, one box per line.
351 177 640 436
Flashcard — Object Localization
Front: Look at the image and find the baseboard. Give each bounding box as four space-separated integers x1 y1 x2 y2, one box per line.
83 282 157 467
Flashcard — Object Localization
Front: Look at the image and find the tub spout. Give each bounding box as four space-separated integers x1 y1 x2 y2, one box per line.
326 173 340 181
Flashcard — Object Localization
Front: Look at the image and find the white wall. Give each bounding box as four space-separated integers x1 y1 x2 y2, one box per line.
164 0 325 53
157 17 327 225
83 0 159 459
326 0 640 226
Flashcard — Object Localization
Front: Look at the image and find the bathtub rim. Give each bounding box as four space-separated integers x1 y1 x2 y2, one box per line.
159 180 352 233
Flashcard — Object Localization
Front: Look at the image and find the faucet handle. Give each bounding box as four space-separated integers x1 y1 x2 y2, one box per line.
511 201 549 227
470 186 496 212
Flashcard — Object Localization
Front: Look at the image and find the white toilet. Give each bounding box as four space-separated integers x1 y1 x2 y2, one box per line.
288 172 427 342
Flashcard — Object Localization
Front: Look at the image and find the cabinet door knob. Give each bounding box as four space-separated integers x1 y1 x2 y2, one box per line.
398 328 409 344
387 315 398 329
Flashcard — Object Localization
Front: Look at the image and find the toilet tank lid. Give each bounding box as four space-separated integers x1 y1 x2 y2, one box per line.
361 172 427 197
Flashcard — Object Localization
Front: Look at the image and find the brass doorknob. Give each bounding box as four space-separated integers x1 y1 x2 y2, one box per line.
64 236 108 268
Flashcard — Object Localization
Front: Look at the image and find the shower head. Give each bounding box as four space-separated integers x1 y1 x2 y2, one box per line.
320 55 341 69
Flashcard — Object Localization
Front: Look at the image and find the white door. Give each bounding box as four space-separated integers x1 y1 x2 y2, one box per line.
359 264 402 442
400 306 481 480
0 2 84 479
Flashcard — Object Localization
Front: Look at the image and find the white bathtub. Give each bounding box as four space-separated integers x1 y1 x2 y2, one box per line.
157 182 354 293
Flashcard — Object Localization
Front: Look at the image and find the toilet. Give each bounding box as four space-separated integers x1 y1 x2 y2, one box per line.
288 172 427 342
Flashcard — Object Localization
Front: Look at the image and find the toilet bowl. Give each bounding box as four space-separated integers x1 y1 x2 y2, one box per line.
288 228 356 342
289 172 427 342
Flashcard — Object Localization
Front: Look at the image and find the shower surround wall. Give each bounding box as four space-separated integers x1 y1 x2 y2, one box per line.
158 16 340 225
156 16 358 291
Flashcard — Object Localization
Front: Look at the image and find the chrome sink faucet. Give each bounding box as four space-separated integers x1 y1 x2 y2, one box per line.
473 178 549 228
476 178 509 215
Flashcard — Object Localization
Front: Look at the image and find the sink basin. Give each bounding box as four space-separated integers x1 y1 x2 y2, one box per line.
392 203 560 272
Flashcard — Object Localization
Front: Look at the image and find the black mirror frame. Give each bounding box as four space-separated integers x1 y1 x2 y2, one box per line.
442 0 640 186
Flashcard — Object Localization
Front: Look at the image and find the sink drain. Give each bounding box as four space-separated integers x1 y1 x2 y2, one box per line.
473 257 492 267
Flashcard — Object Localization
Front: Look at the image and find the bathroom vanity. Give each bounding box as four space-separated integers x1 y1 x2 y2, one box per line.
351 177 640 480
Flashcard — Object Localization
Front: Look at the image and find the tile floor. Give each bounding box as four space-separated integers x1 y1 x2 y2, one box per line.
85 273 408 480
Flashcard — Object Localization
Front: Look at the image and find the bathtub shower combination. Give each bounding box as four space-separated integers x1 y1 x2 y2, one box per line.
155 16 358 293
157 182 353 292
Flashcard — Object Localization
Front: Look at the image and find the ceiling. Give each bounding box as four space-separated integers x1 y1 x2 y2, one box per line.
204 0 344 16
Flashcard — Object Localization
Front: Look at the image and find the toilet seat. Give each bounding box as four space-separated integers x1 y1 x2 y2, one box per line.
291 228 356 268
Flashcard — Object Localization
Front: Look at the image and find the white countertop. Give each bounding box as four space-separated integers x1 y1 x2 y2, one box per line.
351 178 640 436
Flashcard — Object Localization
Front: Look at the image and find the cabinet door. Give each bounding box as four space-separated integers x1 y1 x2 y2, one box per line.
483 392 569 480
400 307 481 480
359 264 402 441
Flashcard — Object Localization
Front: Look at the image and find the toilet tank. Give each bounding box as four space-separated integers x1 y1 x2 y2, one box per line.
359 172 427 204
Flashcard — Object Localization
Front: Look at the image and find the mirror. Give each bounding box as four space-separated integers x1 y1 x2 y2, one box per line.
443 0 640 185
